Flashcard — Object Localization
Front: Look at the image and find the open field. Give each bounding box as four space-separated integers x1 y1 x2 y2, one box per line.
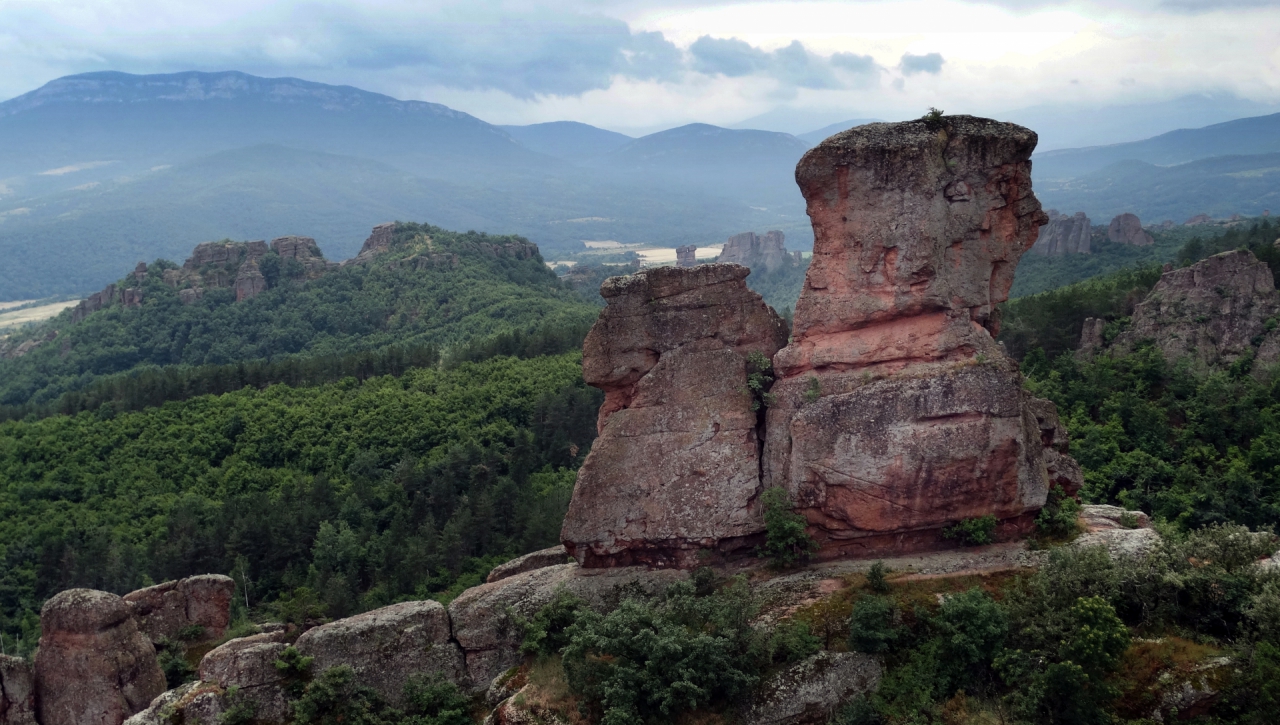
0 299 78 332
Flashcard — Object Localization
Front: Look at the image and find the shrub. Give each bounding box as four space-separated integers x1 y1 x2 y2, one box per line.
932 588 1009 693
847 595 900 655
218 687 257 725
758 487 818 567
1035 485 1081 540
942 515 997 546
866 562 890 594
802 375 821 404
745 351 776 411
155 637 195 688
274 646 314 697
519 588 586 657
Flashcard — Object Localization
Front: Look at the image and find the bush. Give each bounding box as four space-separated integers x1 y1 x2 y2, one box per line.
155 637 195 688
758 487 818 567
1035 486 1081 540
519 588 586 657
847 595 900 655
866 562 890 594
932 588 1008 693
942 515 997 546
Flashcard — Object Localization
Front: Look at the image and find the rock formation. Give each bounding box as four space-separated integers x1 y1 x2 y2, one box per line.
293 601 465 707
71 282 145 323
560 264 788 567
270 236 335 278
123 575 236 645
741 652 880 725
0 655 35 725
758 116 1074 557
1185 213 1212 226
716 231 793 273
676 245 697 267
1108 249 1280 371
344 222 396 265
34 589 166 725
1030 210 1091 255
1107 213 1154 246
485 545 569 583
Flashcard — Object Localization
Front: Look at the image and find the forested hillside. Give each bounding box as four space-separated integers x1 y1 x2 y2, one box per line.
0 222 599 408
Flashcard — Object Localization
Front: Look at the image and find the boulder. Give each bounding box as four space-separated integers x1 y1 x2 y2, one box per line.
133 262 148 283
741 652 881 725
123 574 236 645
676 245 697 267
1031 210 1092 256
561 264 789 567
1072 528 1161 558
0 655 35 725
195 633 292 723
1108 250 1280 371
448 563 684 688
716 231 792 273
1080 504 1151 532
487 546 571 584
34 589 166 725
293 600 465 704
123 682 225 725
1107 213 1154 246
762 116 1075 556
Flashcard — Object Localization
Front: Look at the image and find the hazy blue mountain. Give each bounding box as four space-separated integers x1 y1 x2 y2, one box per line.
500 121 633 162
797 119 883 146
1032 112 1280 181
0 143 805 299
1005 93 1280 153
1035 152 1280 223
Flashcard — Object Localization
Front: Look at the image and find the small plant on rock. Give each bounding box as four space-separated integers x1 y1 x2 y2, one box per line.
802 375 822 404
758 487 818 567
745 350 776 411
921 107 946 129
1035 485 1081 541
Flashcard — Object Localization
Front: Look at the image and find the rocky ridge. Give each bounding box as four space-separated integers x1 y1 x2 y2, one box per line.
715 230 801 273
1107 212 1154 246
1030 209 1091 255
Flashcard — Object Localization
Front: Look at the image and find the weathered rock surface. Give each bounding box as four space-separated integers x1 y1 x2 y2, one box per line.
344 222 396 265
1031 210 1092 256
486 545 571 583
1080 504 1152 532
716 230 796 273
72 282 146 323
0 330 56 360
1108 213 1154 246
761 116 1074 556
194 633 292 723
124 682 226 725
294 600 465 705
562 264 788 567
742 651 881 725
676 244 697 267
270 236 335 278
0 655 35 725
449 563 684 688
1109 249 1280 371
123 574 236 645
1185 213 1212 226
35 589 166 725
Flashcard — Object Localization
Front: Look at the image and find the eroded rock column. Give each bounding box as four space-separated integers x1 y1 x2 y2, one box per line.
561 264 788 567
763 116 1074 557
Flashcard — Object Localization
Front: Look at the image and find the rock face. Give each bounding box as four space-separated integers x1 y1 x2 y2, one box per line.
561 264 788 567
345 222 396 265
1030 210 1091 255
71 282 146 322
742 652 881 725
1186 213 1212 226
123 575 236 645
676 245 697 267
486 545 570 583
294 600 465 706
760 116 1075 557
716 231 792 273
0 655 35 725
1109 250 1280 371
270 236 335 278
1108 213 1154 246
35 589 166 725
193 633 292 723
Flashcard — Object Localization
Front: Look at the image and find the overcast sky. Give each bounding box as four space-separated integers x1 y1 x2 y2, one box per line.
3 0 1278 135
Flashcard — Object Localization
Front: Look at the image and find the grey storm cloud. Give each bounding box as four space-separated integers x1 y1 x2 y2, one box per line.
690 36 879 90
900 52 945 75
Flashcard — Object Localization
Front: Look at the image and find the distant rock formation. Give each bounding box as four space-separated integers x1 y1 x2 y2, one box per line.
0 330 56 360
716 231 794 273
1108 249 1280 371
35 589 166 725
675 245 697 267
1107 213 1154 246
1185 213 1212 226
761 116 1077 557
344 222 396 265
123 575 236 645
561 264 788 567
270 235 334 278
71 282 144 323
1030 210 1091 255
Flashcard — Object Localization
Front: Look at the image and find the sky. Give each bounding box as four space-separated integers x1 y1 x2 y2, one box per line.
2 0 1279 137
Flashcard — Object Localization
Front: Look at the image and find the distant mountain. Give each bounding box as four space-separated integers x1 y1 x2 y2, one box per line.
797 119 882 146
1036 152 1280 222
1033 112 1280 181
500 121 632 163
0 143 800 299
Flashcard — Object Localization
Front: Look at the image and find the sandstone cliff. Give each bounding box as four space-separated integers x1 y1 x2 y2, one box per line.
716 230 798 273
1030 210 1091 255
1107 213 1154 246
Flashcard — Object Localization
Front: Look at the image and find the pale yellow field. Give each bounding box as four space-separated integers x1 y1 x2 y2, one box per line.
0 300 79 331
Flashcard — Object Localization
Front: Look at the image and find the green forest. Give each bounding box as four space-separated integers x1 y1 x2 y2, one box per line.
0 222 599 408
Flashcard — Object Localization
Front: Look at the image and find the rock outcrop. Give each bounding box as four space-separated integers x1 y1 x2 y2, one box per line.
0 656 35 725
676 245 697 267
344 222 396 265
270 236 335 278
560 264 788 567
294 600 465 706
485 545 570 583
1108 249 1280 371
759 116 1075 557
1185 214 1212 226
123 575 236 645
1030 210 1091 255
1108 213 1154 246
716 231 794 273
71 282 144 323
35 589 166 725
741 652 881 725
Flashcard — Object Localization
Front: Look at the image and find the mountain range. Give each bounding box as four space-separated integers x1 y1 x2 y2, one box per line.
2 70 1279 299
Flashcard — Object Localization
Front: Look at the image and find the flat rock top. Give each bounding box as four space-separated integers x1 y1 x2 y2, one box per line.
40 588 131 634
816 115 1035 153
600 263 750 301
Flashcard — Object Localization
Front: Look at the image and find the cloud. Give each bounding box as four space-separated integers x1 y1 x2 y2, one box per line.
900 52 945 75
689 36 879 90
689 36 769 76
